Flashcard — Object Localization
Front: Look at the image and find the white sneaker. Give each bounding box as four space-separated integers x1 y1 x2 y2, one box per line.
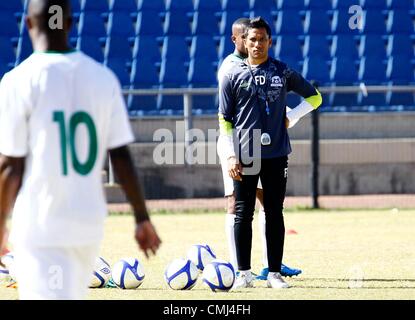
267 272 290 289
233 272 254 289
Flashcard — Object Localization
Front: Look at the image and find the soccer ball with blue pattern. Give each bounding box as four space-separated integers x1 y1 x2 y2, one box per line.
202 259 235 292
89 257 111 288
164 258 199 290
186 244 216 271
112 258 145 289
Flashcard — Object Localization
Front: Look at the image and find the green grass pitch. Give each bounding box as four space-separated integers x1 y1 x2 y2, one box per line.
2 208 415 300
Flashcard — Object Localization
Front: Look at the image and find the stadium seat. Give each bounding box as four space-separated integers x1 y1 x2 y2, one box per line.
70 0 81 13
130 58 160 88
132 36 162 63
220 11 250 35
194 0 222 12
359 35 388 59
222 0 251 12
332 10 362 34
251 0 278 11
302 56 331 85
277 0 305 10
358 91 387 107
159 58 189 87
388 0 415 9
78 12 107 38
166 0 194 12
109 0 137 12
304 10 332 34
163 11 193 36
135 11 164 36
105 36 132 62
15 33 33 65
190 36 219 62
331 90 358 108
191 11 220 36
387 35 414 58
128 93 159 115
276 10 304 35
387 55 414 83
306 0 333 9
105 58 131 87
218 36 236 60
137 0 166 11
188 59 217 87
248 10 277 30
388 82 415 106
359 57 388 84
81 0 109 13
330 57 359 85
387 10 414 34
332 0 360 9
77 36 105 62
0 37 17 67
361 0 388 9
331 35 359 59
0 0 24 13
275 35 303 62
107 12 135 38
0 12 20 39
303 35 331 59
161 36 191 62
280 56 302 72
362 10 388 34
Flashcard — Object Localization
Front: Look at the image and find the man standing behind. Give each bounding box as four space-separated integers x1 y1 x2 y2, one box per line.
217 18 301 280
219 17 322 289
0 0 160 299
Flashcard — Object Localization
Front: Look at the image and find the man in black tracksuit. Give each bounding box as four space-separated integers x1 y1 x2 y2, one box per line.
218 17 322 289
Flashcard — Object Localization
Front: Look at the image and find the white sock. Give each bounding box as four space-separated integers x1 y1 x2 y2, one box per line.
225 213 238 271
258 208 268 269
240 269 252 279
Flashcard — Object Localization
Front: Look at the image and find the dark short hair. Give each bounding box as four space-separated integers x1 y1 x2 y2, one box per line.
246 16 272 38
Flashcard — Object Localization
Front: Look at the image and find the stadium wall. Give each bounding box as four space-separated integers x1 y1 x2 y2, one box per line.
106 112 415 201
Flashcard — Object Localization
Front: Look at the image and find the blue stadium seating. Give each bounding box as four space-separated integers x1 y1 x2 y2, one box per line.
105 58 131 87
130 58 159 88
276 10 304 35
331 35 359 59
137 0 166 11
387 10 414 34
218 36 236 60
303 35 331 59
15 32 33 65
110 0 138 12
278 0 305 10
387 55 414 83
302 56 331 85
161 36 190 62
77 36 105 62
330 57 359 84
71 0 81 13
188 59 217 87
359 35 388 59
359 57 388 84
333 0 360 9
306 0 333 9
362 10 388 34
166 0 194 11
107 12 135 38
159 58 189 87
251 0 278 10
362 0 388 9
388 0 415 9
132 36 162 63
388 83 415 106
135 11 164 36
275 35 303 62
105 36 132 62
81 0 109 13
190 36 218 62
194 0 222 12
248 10 277 30
388 35 414 59
304 10 332 34
0 1 24 13
0 37 16 68
332 10 362 34
222 0 251 12
163 11 193 36
192 11 221 36
0 12 21 39
78 12 107 38
220 11 250 35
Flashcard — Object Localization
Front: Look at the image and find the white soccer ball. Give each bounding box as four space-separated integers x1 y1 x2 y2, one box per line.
89 257 112 288
112 258 145 289
202 259 235 292
187 244 216 271
164 258 199 290
0 252 16 281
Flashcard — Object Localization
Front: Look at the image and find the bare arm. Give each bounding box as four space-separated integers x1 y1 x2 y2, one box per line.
108 146 161 258
0 155 24 265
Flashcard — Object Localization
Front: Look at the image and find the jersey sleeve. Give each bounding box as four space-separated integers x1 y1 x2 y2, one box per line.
286 68 319 99
218 72 235 123
106 76 135 150
0 73 29 157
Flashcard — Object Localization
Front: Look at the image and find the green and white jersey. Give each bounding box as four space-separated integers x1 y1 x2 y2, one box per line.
217 52 244 83
0 51 134 247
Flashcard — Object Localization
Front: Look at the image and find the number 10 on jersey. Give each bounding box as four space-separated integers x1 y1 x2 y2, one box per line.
53 110 98 176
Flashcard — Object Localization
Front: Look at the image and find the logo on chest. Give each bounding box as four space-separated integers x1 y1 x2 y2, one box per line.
270 76 283 87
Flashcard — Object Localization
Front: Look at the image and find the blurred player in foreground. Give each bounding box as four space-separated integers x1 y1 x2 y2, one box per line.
0 0 160 299
219 17 322 288
217 18 301 280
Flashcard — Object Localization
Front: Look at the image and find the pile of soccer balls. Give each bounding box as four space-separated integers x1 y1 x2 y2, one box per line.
164 244 235 292
1 244 236 292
